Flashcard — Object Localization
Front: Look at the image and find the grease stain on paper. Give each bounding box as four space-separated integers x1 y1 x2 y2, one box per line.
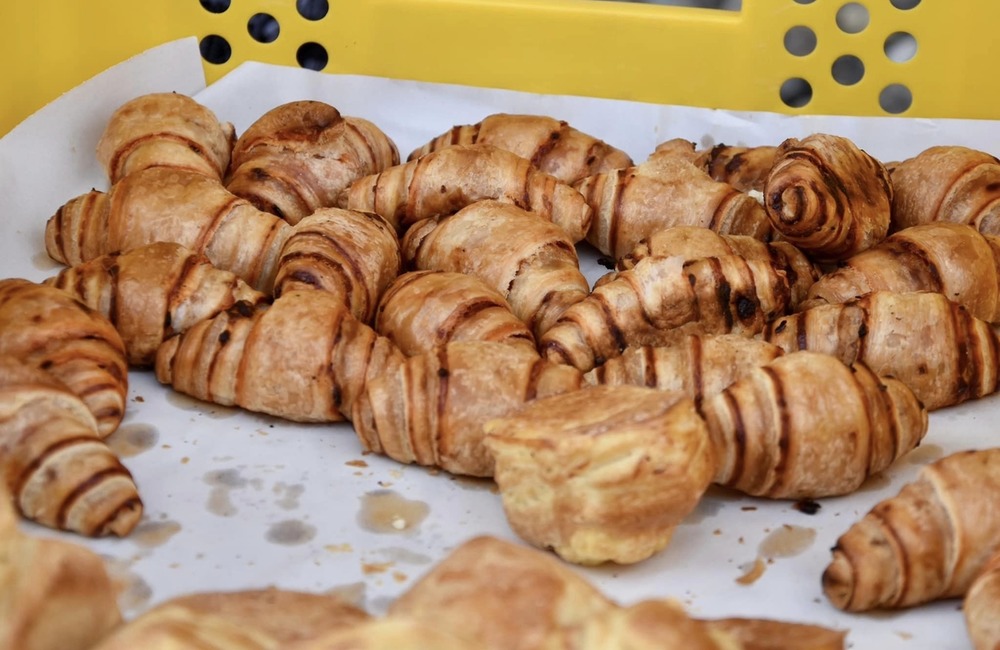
105 423 160 458
357 490 429 534
266 519 317 545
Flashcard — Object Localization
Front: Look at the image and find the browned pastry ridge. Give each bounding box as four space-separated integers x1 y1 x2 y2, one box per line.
226 100 400 225
0 278 129 438
46 241 269 366
578 155 773 260
96 92 235 184
155 289 404 423
648 138 778 193
407 113 633 184
700 351 927 499
341 143 593 242
803 222 1000 322
890 145 1000 234
823 448 1000 611
401 200 591 338
765 291 1000 411
965 545 1000 650
701 617 846 650
763 133 892 261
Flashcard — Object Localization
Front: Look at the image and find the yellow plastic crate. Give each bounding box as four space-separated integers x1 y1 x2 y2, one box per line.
2 0 997 136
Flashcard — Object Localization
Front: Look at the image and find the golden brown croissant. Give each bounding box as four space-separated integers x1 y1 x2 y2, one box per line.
701 617 847 650
389 535 615 650
46 167 292 292
375 270 535 356
965 546 1000 650
226 100 399 225
890 145 1000 234
273 208 401 323
401 200 590 337
700 351 927 499
96 92 235 183
647 139 778 193
407 113 633 184
351 340 583 477
286 617 478 650
156 290 405 423
578 156 774 260
46 241 268 366
570 599 740 650
483 385 714 565
0 278 128 438
763 133 892 261
765 291 1000 410
539 253 793 372
618 225 819 307
341 143 593 242
823 448 1000 611
0 484 123 650
0 356 142 536
583 333 785 407
803 223 1000 322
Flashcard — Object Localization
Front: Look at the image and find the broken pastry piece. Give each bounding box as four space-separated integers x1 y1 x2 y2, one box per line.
96 92 235 183
226 100 399 225
824 448 1000 611
407 113 633 185
764 133 892 261
890 145 1000 234
375 270 536 356
965 545 1000 650
389 535 615 650
701 351 927 499
342 143 593 242
484 385 714 565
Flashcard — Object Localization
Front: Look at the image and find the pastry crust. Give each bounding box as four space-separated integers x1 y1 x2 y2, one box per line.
965 546 1000 650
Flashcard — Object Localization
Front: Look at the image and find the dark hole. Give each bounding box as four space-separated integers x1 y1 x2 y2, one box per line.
297 42 329 71
890 0 920 8
880 84 913 114
248 13 280 43
199 0 231 14
779 77 813 108
297 0 330 20
200 34 232 64
832 55 865 85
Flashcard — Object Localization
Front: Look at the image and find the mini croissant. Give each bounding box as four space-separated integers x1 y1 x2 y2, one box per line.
407 113 633 184
823 448 1000 611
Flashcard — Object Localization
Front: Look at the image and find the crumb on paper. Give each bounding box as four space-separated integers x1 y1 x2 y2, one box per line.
713 529 722 535
390 470 404 479
133 395 145 403
741 506 757 511
346 459 369 468
325 543 353 553
896 631 913 640
181 457 190 464
735 557 766 585
393 571 408 583
362 561 394 575
378 481 393 488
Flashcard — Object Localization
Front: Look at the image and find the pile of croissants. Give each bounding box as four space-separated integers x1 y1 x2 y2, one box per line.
4 91 1000 649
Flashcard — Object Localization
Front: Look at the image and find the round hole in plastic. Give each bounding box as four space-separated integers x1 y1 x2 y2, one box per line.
880 84 913 114
836 3 869 33
792 0 816 5
248 13 280 43
784 26 817 57
890 0 920 8
832 55 865 85
199 0 231 14
297 42 329 71
780 78 813 108
884 32 918 62
297 0 329 20
199 34 232 64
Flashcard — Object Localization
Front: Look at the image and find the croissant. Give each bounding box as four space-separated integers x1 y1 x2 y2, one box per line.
406 113 633 184
763 133 892 261
483 385 714 565
890 145 1000 234
351 340 583 477
965 546 1000 650
375 270 535 356
540 253 793 372
273 208 401 323
578 157 774 260
341 143 593 242
701 618 846 650
700 351 927 499
96 92 235 183
823 448 1000 611
0 356 142 536
569 599 739 650
618 225 819 307
90 603 277 650
648 139 778 192
286 617 479 650
46 167 292 292
583 334 785 407
156 290 405 423
803 223 1000 322
389 535 615 650
0 278 128 438
401 200 590 337
765 291 1000 410
226 100 399 225
0 484 123 650
46 242 268 366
